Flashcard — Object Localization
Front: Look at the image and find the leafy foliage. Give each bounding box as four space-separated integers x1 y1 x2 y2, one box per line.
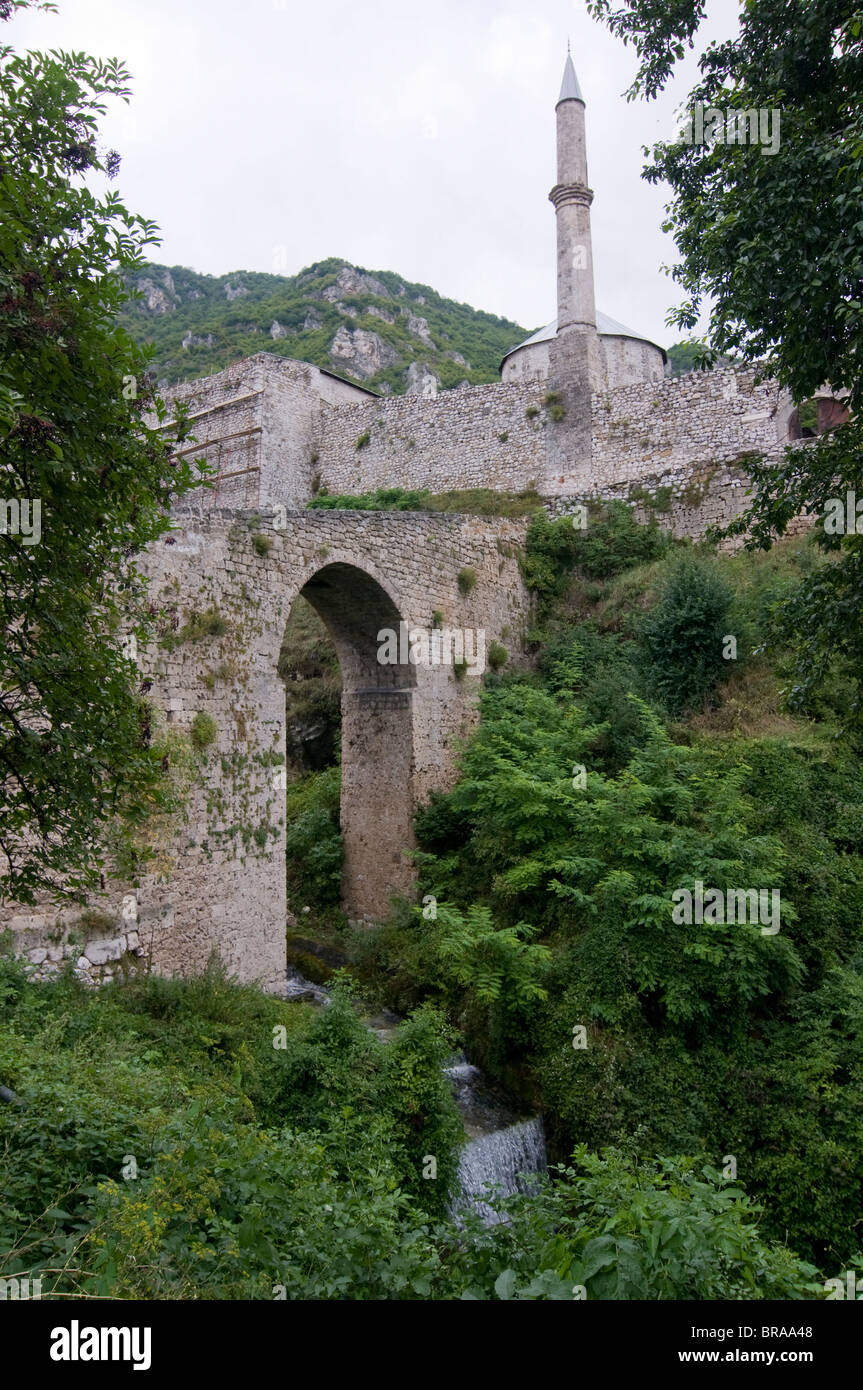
355 513 863 1268
0 955 821 1299
459 1147 820 1301
638 552 734 714
521 503 671 618
283 767 343 909
278 595 341 772
0 15 204 902
309 485 543 517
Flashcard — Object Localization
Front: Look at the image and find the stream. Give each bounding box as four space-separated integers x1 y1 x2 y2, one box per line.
285 967 548 1222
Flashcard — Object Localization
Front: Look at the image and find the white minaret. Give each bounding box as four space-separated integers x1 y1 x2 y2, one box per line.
548 46 602 393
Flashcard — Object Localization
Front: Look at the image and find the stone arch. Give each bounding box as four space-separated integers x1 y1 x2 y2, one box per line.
78 507 533 992
285 560 418 919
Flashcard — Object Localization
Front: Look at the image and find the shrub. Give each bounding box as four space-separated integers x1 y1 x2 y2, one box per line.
165 606 229 648
457 566 477 596
252 533 273 557
284 767 343 908
487 640 508 670
190 711 218 750
638 553 733 715
459 1148 821 1300
308 487 541 518
522 504 672 618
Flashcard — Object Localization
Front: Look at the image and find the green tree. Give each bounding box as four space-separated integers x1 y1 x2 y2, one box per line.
0 5 203 901
587 0 863 728
639 553 733 715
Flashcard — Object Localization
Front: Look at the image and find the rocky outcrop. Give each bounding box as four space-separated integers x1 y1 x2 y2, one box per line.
405 361 440 397
182 331 214 350
320 266 390 301
329 325 398 380
137 271 176 314
406 313 433 344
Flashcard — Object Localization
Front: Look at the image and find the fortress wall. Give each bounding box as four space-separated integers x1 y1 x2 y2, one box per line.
317 380 547 496
159 355 373 514
545 460 773 546
538 365 800 545
161 357 267 510
587 366 785 492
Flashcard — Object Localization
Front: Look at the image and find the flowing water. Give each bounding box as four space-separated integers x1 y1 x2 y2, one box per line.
443 1056 547 1224
284 969 547 1222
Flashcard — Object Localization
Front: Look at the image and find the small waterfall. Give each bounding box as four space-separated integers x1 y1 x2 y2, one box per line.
284 966 330 1006
283 975 547 1223
444 1056 547 1224
455 1117 547 1225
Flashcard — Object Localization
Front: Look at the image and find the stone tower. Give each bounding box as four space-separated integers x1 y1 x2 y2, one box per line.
547 47 599 480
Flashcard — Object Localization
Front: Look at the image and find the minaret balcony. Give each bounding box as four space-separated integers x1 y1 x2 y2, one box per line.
548 182 594 211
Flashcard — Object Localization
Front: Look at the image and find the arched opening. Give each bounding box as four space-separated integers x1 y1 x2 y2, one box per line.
279 562 417 924
786 392 851 440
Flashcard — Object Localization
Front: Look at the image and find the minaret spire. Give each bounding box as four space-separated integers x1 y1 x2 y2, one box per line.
546 47 602 482
558 50 583 104
549 47 599 360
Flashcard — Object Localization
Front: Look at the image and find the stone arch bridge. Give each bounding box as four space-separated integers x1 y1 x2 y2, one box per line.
126 506 531 990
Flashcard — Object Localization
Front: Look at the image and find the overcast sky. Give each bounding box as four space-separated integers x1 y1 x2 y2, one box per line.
11 0 741 347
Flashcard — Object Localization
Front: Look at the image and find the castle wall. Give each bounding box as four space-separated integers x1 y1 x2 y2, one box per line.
537 365 786 503
157 352 789 532
540 366 803 545
161 354 373 512
316 364 789 524
317 380 548 495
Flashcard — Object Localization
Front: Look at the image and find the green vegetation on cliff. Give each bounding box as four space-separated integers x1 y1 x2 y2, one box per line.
117 257 529 395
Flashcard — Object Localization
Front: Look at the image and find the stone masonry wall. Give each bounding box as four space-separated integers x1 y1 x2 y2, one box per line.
316 364 792 531
157 353 794 543
538 364 796 543
4 508 532 991
317 380 548 496
586 366 786 494
160 354 374 512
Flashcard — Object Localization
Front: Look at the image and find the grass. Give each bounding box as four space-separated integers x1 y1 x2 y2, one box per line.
308 486 542 518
